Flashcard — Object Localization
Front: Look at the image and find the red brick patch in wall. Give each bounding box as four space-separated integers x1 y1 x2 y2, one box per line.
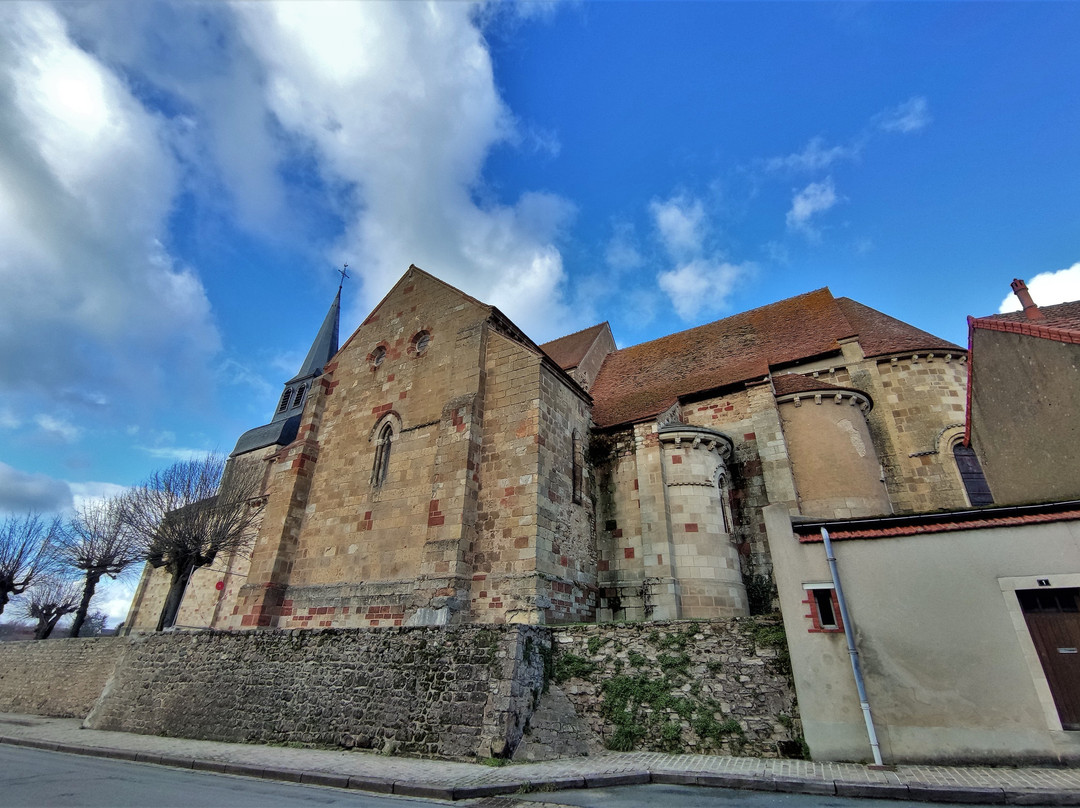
598 560 609 571
359 511 373 531
671 455 683 464
624 547 635 559
744 432 756 441
372 402 393 416
684 523 699 532
427 499 444 527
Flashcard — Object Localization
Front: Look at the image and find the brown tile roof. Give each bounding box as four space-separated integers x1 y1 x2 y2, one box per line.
835 298 963 358
772 373 848 397
591 289 961 428
793 501 1080 541
540 322 610 371
985 299 1080 335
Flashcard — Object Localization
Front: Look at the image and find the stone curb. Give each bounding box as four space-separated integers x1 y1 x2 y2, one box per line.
1 734 1078 805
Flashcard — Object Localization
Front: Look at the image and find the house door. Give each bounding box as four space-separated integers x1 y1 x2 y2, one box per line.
1018 587 1080 730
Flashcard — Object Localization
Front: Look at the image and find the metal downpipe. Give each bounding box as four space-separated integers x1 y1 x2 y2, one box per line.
821 527 884 766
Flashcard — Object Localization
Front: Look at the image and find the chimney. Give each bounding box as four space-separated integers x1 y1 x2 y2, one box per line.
1010 278 1045 321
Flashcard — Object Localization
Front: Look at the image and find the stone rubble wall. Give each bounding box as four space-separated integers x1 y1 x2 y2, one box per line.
541 618 801 759
0 618 801 763
85 625 547 760
0 637 128 718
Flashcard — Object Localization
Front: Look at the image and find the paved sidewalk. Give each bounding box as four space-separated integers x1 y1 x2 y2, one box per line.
1 713 1077 805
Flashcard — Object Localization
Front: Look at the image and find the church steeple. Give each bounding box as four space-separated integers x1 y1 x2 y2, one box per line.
232 283 343 457
273 288 341 423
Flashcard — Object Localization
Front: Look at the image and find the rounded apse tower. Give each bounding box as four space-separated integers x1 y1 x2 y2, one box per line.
774 374 891 519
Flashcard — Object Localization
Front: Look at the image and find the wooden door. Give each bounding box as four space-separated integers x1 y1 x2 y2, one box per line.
1018 587 1080 730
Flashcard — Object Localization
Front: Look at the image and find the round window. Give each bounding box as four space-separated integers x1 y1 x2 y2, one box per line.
413 331 431 355
371 346 386 368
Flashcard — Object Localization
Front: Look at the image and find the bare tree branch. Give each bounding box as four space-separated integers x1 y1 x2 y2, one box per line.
0 513 59 617
56 496 142 637
121 454 264 631
19 575 81 640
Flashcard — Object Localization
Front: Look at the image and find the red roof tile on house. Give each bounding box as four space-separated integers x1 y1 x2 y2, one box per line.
590 289 961 428
540 322 611 371
982 299 1080 338
793 501 1080 541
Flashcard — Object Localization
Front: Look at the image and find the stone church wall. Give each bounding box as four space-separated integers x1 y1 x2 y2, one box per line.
0 637 127 718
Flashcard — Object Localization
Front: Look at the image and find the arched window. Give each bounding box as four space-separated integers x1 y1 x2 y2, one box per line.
277 389 293 413
293 384 307 409
372 422 394 487
717 473 731 532
953 443 993 506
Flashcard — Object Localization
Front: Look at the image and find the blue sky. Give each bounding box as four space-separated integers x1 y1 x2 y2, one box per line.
2 0 1079 530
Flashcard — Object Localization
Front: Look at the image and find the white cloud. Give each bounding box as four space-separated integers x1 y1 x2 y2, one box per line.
0 4 220 427
876 96 931 134
0 461 73 514
227 2 580 341
658 260 751 321
999 263 1080 313
68 481 129 513
34 415 80 443
786 178 841 236
650 195 707 257
764 136 858 173
138 445 215 463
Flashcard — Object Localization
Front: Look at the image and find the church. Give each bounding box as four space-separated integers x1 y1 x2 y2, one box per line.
124 265 973 632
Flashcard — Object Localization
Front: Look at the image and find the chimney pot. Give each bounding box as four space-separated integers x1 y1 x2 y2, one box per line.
1010 278 1044 321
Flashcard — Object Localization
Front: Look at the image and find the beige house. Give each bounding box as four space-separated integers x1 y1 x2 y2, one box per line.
126 265 972 633
765 280 1080 765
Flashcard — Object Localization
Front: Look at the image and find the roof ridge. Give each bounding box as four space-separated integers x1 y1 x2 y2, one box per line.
539 321 610 347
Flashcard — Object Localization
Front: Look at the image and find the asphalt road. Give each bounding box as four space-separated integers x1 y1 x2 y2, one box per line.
0 745 1009 808
0 745 436 807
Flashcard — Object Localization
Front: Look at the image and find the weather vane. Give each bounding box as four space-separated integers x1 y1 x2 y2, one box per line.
337 263 350 292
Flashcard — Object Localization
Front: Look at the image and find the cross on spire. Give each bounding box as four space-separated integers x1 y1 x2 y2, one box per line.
337 263 350 292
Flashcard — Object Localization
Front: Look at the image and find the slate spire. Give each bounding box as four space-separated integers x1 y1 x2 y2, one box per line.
231 286 345 457
274 288 341 422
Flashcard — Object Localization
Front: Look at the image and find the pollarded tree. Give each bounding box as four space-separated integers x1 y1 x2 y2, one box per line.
20 575 81 640
121 454 264 631
57 497 142 637
0 513 59 617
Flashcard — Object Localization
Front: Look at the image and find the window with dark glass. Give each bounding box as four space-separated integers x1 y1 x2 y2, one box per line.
953 443 993 506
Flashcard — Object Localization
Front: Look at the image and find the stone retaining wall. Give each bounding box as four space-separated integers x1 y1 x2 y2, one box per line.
85 625 546 760
0 637 128 718
0 618 800 762
540 618 801 758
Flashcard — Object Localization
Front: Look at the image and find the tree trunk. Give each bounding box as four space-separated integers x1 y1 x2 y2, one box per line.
0 592 7 617
34 614 61 640
69 571 101 638
156 561 195 631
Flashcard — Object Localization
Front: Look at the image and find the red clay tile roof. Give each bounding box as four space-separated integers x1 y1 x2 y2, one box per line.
772 374 847 397
591 289 960 428
836 298 963 358
540 322 610 371
793 501 1080 541
984 299 1080 335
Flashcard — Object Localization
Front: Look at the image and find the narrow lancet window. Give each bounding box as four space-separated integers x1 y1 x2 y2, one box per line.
372 422 394 487
277 389 293 413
